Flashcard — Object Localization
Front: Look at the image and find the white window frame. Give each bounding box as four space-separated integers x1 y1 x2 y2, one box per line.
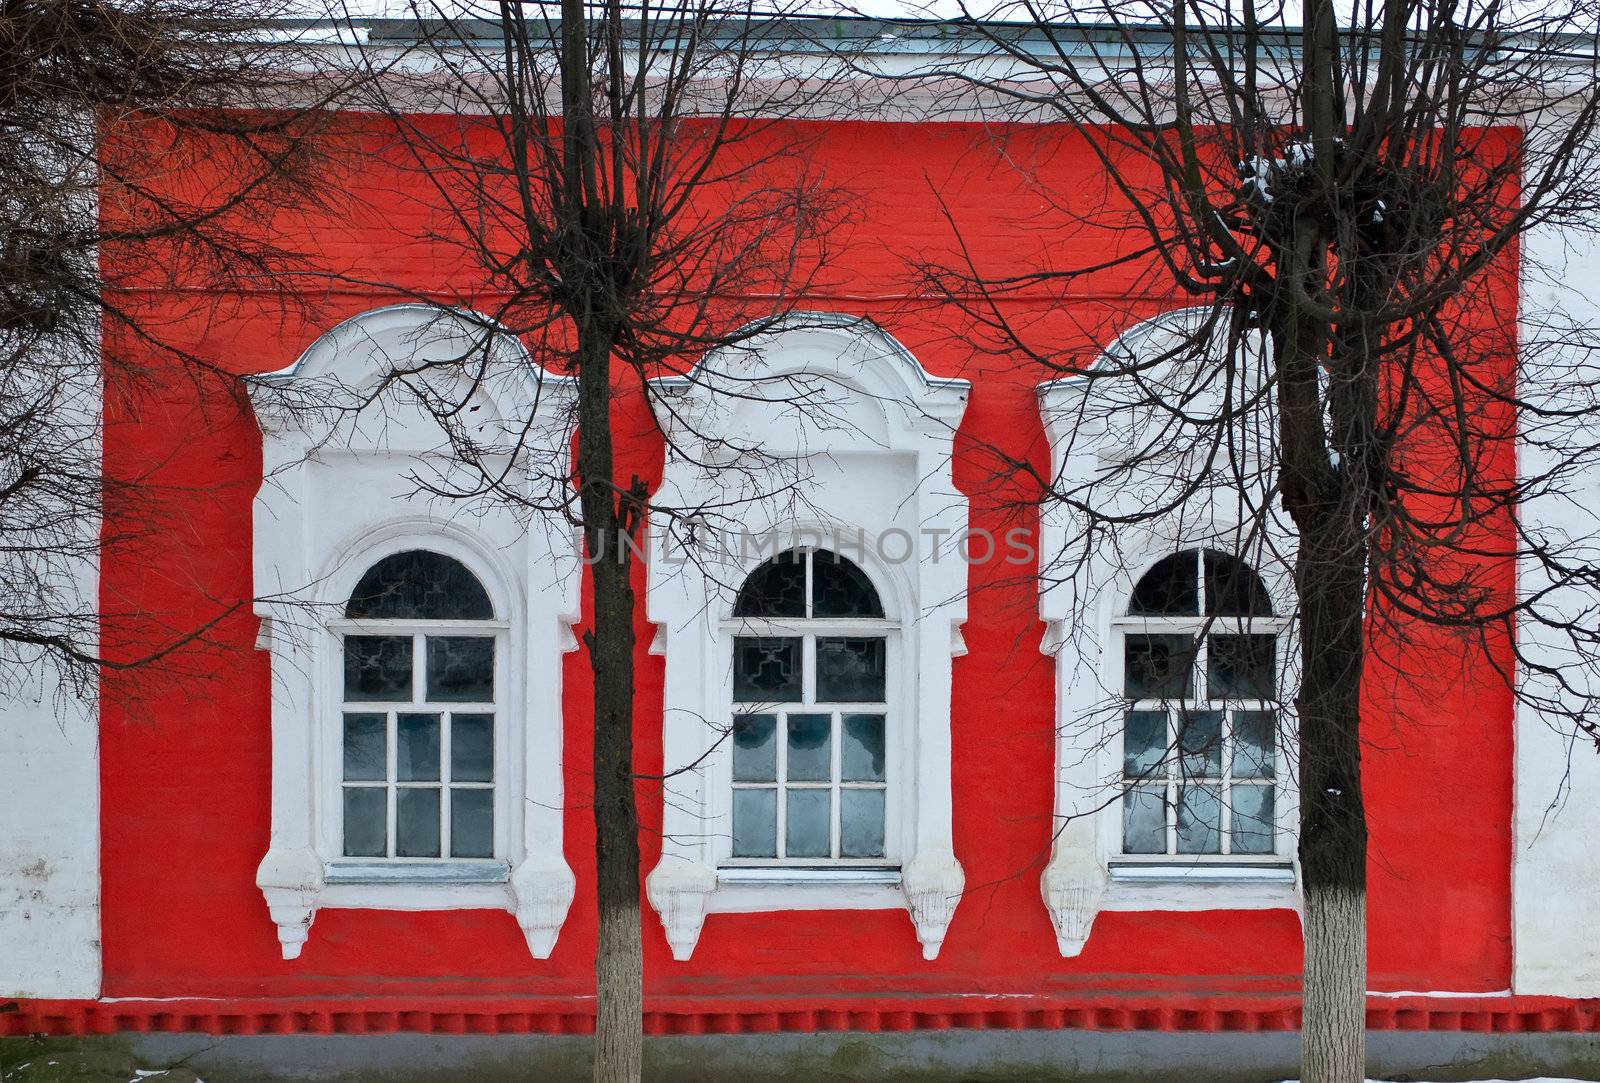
249 304 580 962
644 314 970 962
322 552 511 873
1105 553 1294 870
720 551 901 869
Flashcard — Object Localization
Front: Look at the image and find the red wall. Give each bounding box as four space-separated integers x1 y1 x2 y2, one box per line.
94 117 1514 1011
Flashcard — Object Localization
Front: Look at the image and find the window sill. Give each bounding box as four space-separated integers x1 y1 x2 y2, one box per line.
711 864 905 913
325 860 510 885
1101 860 1299 913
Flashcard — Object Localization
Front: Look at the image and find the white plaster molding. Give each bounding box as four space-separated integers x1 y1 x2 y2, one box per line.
248 304 580 961
511 854 578 958
902 852 965 960
645 860 719 962
1035 310 1299 958
644 314 970 959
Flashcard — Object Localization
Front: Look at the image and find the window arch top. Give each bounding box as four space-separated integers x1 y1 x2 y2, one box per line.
345 550 495 621
734 548 884 620
1127 549 1273 618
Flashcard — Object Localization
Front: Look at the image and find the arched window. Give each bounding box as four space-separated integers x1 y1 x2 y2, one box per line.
339 550 499 863
727 548 891 864
1117 549 1284 859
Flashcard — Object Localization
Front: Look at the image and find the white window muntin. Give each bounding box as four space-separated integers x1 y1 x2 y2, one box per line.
1108 558 1292 865
723 622 898 867
718 547 900 869
326 615 509 867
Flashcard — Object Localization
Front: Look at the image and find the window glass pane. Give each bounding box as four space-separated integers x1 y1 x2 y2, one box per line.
451 713 494 783
786 714 832 782
343 713 386 781
812 554 884 618
841 789 886 858
1231 785 1277 854
396 787 441 857
1128 552 1198 616
1122 710 1167 778
732 714 777 781
346 550 493 620
1176 784 1222 854
1232 710 1277 779
732 637 802 702
1208 634 1277 699
816 637 886 702
451 788 494 858
1203 550 1273 617
342 787 387 857
842 714 886 782
733 551 806 618
1123 634 1195 699
344 635 413 701
1122 785 1167 854
1177 710 1224 777
785 789 831 858
396 713 441 781
731 788 776 858
426 636 494 702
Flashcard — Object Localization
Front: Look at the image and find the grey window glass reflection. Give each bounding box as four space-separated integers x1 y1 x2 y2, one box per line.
1208 634 1276 699
841 790 886 858
1203 550 1274 617
426 636 494 702
343 788 386 857
816 637 886 702
1177 710 1224 777
732 714 777 781
451 714 494 783
343 713 386 781
396 713 441 781
786 714 831 781
1230 785 1276 854
733 637 801 702
1123 786 1167 854
842 715 886 781
1122 710 1166 778
450 788 494 858
1129 552 1199 615
785 789 831 858
1176 785 1222 854
396 788 441 857
733 551 806 618
731 788 776 857
346 550 493 620
1232 710 1276 779
1124 634 1195 699
344 635 413 701
812 555 884 618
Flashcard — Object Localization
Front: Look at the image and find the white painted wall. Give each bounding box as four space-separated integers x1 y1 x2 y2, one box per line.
0 667 101 998
1514 220 1600 996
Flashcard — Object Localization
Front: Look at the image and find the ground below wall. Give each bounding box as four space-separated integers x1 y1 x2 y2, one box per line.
5 1031 1600 1082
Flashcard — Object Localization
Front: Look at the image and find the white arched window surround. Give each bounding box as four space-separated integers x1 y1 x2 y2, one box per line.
644 314 969 963
250 304 580 963
1036 308 1300 959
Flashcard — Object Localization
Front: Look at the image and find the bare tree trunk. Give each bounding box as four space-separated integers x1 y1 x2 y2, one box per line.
575 331 645 1083
1296 529 1369 1083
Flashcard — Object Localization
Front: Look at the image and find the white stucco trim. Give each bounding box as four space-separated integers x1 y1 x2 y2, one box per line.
643 314 970 961
1036 311 1300 958
1512 219 1600 997
248 304 580 961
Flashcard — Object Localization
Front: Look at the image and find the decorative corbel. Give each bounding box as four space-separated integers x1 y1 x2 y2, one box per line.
1042 860 1108 957
902 851 965 960
645 860 717 961
255 846 324 961
511 855 577 959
